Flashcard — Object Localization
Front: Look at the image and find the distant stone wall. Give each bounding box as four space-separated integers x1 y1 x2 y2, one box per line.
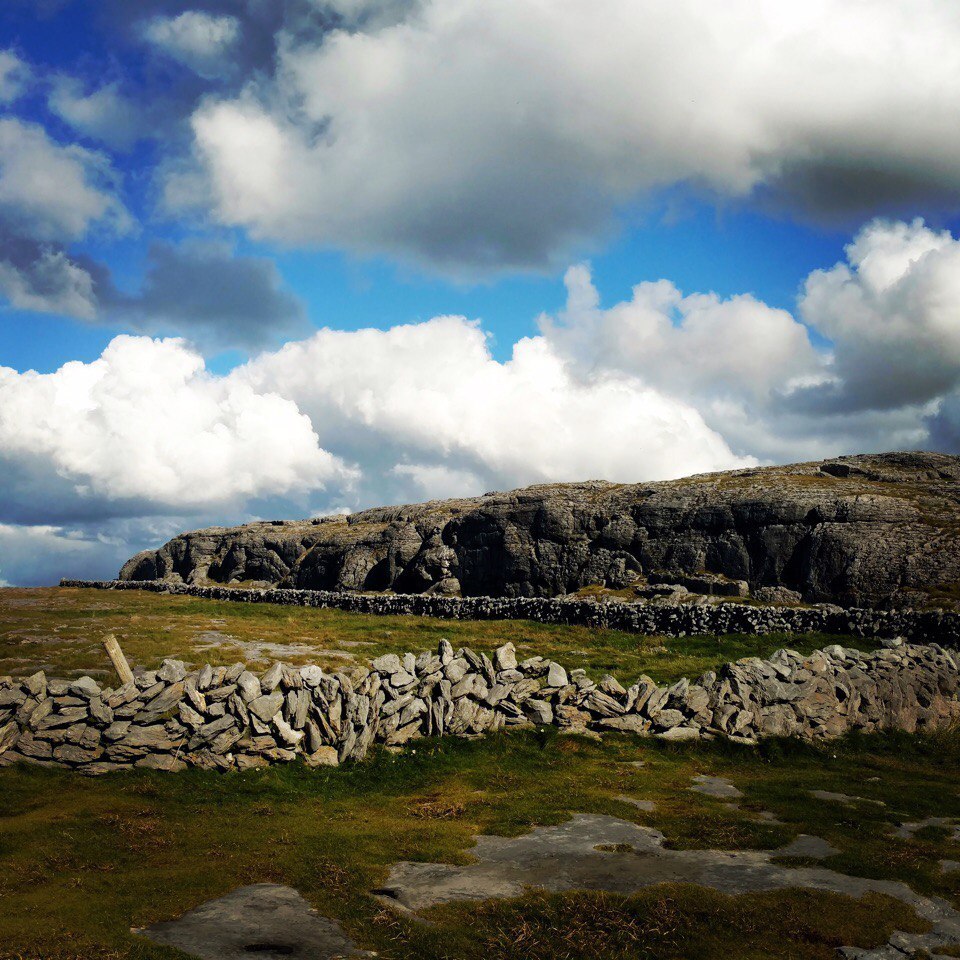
2 639 958 775
61 579 960 645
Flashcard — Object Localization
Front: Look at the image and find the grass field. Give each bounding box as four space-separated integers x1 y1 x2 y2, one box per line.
1 588 957 960
0 587 858 686
1 729 959 959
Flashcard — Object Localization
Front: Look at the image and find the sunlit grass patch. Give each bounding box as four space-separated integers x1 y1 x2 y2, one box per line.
0 587 857 685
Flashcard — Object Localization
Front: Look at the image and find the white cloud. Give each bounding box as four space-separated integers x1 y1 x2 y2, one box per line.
47 77 145 151
0 118 131 242
0 50 30 104
540 218 960 463
0 335 350 521
142 11 241 79
389 462 486 503
186 0 960 273
0 114 129 325
239 316 751 501
799 218 960 410
544 266 820 404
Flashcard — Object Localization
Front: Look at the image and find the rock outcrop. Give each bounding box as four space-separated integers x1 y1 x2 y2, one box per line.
119 451 960 609
2 639 958 775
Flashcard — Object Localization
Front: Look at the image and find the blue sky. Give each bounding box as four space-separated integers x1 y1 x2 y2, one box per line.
2 0 960 584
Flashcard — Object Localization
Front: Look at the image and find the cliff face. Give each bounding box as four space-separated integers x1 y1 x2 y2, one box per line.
119 452 960 609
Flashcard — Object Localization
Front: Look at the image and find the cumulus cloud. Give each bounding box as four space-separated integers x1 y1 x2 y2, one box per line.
239 315 752 504
798 219 960 411
540 218 960 464
47 77 147 151
544 266 821 405
0 118 131 243
142 11 242 79
0 119 130 321
0 49 30 104
185 0 960 273
0 335 349 526
310 0 421 30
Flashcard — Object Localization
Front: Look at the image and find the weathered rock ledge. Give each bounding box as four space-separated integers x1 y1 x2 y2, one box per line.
2 640 958 775
61 579 960 645
115 452 960 609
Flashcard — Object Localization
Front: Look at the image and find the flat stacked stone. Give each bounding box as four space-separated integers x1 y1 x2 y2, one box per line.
1 638 958 775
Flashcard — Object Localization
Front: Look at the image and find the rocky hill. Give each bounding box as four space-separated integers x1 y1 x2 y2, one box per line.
119 452 960 609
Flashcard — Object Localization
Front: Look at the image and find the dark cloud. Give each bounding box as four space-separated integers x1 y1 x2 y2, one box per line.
926 394 960 454
760 159 960 229
0 234 111 319
105 240 308 349
0 232 307 350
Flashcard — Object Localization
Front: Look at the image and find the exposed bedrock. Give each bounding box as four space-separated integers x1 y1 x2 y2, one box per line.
119 452 960 609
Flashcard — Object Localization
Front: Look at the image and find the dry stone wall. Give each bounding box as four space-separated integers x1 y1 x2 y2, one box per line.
62 580 960 645
2 640 959 775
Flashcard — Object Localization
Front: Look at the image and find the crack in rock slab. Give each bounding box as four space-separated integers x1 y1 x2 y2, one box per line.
139 884 372 960
377 814 960 958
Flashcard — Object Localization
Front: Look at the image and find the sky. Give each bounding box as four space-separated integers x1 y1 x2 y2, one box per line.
2 0 960 586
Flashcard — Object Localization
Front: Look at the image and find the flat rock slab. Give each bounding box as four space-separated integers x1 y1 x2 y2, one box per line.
378 814 960 957
775 834 840 859
140 884 371 960
809 790 884 807
689 774 743 799
616 795 656 812
755 810 784 824
893 817 960 840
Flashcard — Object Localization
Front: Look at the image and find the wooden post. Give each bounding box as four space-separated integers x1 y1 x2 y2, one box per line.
103 633 134 687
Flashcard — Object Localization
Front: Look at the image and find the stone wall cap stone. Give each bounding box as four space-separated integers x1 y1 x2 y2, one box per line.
70 676 101 699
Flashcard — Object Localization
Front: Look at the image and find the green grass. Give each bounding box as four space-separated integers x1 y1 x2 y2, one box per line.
423 887 927 960
0 587 858 685
1 729 958 959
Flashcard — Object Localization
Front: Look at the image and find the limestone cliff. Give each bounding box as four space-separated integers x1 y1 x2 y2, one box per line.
119 451 960 609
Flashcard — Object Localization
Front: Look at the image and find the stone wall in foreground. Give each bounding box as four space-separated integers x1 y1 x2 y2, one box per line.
59 580 960 645
2 640 959 775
